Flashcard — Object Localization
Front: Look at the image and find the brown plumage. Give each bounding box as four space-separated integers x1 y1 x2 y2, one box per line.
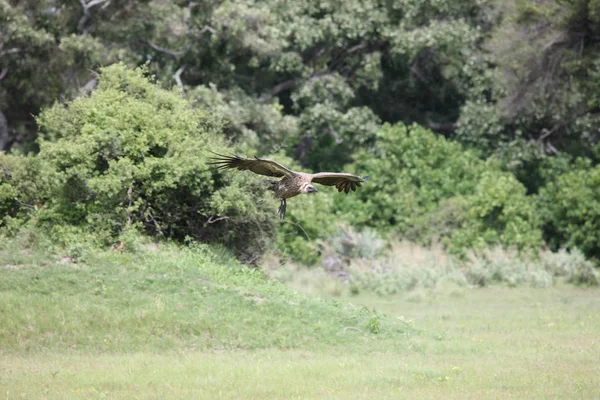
208 152 369 218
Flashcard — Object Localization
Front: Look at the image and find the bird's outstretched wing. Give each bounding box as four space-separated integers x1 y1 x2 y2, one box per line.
310 172 369 193
208 152 296 178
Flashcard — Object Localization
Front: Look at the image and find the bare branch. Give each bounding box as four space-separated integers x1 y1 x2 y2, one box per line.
281 220 311 241
427 120 456 134
258 72 330 103
0 48 21 57
328 41 368 72
207 216 230 224
78 0 110 33
545 141 558 155
542 32 568 53
293 136 313 165
341 59 364 79
347 41 368 54
0 67 7 81
343 326 365 333
327 123 344 144
173 65 186 95
143 40 191 58
15 200 35 209
78 77 98 96
258 79 297 103
410 62 427 83
126 185 133 224
86 0 110 8
0 110 9 151
145 210 163 235
539 127 556 141
196 25 218 36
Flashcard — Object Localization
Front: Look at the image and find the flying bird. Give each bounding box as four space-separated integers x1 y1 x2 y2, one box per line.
208 152 369 218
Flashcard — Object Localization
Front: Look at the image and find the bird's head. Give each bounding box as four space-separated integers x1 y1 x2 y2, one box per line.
303 184 318 194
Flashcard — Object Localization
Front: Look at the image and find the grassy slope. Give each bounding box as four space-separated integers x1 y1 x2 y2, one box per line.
0 240 400 353
1 239 599 399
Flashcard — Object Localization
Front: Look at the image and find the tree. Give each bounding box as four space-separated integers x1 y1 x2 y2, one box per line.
30 63 275 262
0 0 58 150
335 123 542 252
1 0 497 173
456 0 600 188
539 159 600 260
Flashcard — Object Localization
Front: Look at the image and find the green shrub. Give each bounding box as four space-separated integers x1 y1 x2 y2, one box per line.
0 153 54 235
338 123 542 253
405 197 470 245
538 161 600 260
339 123 485 230
33 63 276 262
448 171 543 254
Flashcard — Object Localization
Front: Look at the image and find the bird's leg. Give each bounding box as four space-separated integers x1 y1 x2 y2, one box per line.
278 199 287 219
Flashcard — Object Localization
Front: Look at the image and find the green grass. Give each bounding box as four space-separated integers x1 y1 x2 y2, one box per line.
1 238 599 399
0 239 398 353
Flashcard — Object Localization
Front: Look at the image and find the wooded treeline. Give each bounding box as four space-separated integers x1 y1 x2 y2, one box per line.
1 0 600 264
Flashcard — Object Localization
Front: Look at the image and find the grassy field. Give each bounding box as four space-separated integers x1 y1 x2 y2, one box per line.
1 239 599 399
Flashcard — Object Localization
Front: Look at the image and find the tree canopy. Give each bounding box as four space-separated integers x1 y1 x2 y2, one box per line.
2 0 600 263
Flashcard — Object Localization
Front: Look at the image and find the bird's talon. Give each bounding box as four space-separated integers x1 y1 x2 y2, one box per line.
278 199 287 219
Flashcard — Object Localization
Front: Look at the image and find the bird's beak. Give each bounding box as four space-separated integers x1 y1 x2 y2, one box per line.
308 187 318 193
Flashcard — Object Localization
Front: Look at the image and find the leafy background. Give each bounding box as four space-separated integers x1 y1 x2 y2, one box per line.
1 0 600 273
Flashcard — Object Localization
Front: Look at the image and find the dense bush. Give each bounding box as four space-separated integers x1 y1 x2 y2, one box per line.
336 123 542 253
449 171 542 253
538 161 600 260
340 123 485 230
21 63 278 262
2 1 600 272
0 153 54 235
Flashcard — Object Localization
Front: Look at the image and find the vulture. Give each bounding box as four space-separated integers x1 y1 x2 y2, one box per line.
208 152 369 218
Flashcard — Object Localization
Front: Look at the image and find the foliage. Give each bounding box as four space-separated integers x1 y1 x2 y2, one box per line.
187 85 298 155
1 0 497 173
343 123 483 229
538 161 600 260
405 197 470 246
456 0 600 172
0 153 54 235
324 224 386 262
448 171 542 253
339 123 542 252
311 224 387 282
0 0 58 150
33 63 276 262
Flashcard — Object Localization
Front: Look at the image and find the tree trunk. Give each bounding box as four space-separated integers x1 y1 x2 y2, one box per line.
0 110 8 151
